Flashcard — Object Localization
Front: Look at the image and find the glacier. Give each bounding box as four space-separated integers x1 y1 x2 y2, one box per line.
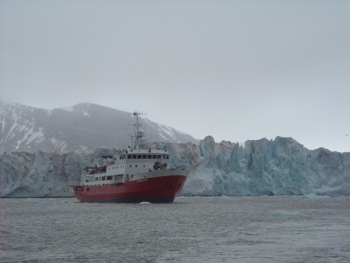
1 136 350 198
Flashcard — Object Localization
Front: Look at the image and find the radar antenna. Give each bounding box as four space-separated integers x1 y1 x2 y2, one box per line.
132 111 146 149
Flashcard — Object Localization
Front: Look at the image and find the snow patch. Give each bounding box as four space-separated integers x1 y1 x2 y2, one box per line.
50 137 67 151
61 106 90 117
158 125 180 142
25 127 45 145
61 106 74 112
143 118 186 143
82 110 90 117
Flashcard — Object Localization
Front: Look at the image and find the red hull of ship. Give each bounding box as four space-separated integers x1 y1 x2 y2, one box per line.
73 175 187 203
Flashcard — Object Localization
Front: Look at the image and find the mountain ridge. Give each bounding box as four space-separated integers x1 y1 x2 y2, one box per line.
0 101 199 153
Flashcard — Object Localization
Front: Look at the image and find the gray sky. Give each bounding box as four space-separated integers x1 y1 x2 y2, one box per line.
1 1 350 152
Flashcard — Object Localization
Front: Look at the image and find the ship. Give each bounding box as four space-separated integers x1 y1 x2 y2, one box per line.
70 111 189 203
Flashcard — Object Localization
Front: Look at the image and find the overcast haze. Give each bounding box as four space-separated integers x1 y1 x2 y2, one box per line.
1 1 350 152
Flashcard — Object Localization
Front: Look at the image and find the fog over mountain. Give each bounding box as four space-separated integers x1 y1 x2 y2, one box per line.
0 101 198 153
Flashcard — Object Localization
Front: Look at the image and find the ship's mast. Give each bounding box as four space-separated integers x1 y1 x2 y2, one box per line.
132 111 145 149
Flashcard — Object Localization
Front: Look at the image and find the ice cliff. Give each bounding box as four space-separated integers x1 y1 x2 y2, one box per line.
1 136 350 197
182 136 350 196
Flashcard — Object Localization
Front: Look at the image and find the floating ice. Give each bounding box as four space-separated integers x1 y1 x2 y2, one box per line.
272 210 302 217
139 201 151 205
304 193 330 199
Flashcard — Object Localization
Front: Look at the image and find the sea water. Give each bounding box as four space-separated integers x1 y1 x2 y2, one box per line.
1 196 350 263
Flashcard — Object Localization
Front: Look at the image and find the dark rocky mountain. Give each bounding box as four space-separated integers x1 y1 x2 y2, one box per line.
0 101 199 153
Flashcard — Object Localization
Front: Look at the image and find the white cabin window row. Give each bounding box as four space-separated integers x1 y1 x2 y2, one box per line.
85 174 122 182
119 154 170 160
108 165 125 170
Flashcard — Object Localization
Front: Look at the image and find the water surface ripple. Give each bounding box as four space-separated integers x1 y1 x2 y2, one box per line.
1 196 350 262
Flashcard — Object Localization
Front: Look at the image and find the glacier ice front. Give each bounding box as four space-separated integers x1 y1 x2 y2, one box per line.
1 136 350 198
